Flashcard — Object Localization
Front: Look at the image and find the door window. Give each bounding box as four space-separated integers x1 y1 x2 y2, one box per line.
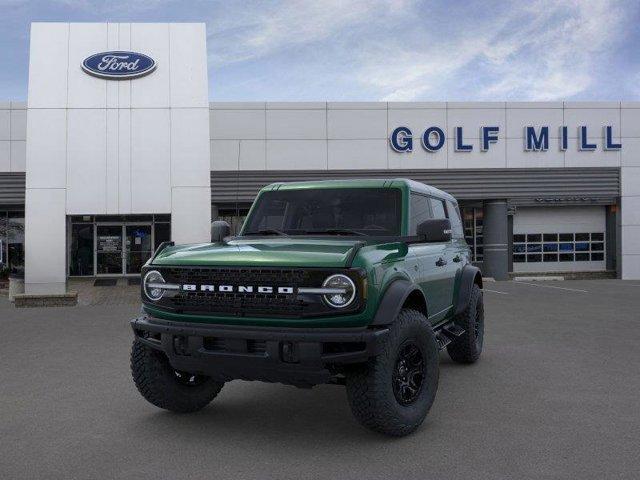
446 200 464 238
430 198 447 219
409 194 431 235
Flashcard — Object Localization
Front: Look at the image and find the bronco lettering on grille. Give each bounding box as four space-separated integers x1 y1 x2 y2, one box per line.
181 284 295 294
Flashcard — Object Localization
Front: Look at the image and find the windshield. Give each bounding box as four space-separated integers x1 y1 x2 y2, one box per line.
243 188 402 236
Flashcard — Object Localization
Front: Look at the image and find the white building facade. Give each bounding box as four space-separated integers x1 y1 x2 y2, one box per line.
0 22 639 294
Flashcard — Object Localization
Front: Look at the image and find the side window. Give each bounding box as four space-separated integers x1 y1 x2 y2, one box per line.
429 198 447 219
446 200 464 238
409 193 431 235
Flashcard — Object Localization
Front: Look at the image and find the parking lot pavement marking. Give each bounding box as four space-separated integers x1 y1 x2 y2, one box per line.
514 281 589 293
483 289 509 295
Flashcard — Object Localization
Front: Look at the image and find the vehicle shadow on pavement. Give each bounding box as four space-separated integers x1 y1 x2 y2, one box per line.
125 353 466 445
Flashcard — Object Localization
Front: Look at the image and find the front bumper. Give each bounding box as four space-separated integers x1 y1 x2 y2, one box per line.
130 315 389 387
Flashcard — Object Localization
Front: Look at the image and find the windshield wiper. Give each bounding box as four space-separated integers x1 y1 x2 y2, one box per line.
243 229 289 236
303 228 366 236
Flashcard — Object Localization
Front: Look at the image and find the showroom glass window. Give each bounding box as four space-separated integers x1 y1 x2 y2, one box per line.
512 232 605 263
0 211 25 275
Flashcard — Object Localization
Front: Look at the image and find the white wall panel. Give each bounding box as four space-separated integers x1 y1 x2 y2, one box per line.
171 108 210 186
266 140 327 170
446 138 506 169
24 188 66 294
621 254 640 279
447 108 506 140
506 108 563 138
169 23 208 107
621 138 640 167
28 23 68 108
621 166 640 196
266 109 326 139
506 138 565 168
66 109 107 214
621 196 640 226
621 225 640 255
210 109 265 140
564 107 620 138
67 23 108 109
211 140 239 170
10 109 27 140
106 23 119 108
327 110 386 139
388 148 435 170
328 140 387 169
0 141 9 171
387 108 447 140
131 23 170 108
130 108 171 212
239 140 266 170
0 110 9 140
171 187 211 244
11 141 26 172
117 109 132 213
25 109 67 189
564 144 620 167
117 23 132 109
105 108 119 213
621 108 640 138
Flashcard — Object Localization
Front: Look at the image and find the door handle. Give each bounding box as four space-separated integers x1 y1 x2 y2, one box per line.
453 255 461 263
436 257 447 267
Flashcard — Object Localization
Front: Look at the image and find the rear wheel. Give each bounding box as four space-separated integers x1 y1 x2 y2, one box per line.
345 309 439 436
447 283 484 363
131 340 224 413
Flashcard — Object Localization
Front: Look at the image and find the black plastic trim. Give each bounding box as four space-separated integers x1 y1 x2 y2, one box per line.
453 265 483 316
131 315 389 387
370 279 427 326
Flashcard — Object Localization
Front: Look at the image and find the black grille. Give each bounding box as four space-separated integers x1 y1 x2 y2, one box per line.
149 267 360 318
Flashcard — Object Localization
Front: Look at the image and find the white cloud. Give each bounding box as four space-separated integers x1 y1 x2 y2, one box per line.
356 0 627 101
208 0 412 66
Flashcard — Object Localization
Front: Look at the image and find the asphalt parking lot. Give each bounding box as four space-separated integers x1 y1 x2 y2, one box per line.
1 280 639 480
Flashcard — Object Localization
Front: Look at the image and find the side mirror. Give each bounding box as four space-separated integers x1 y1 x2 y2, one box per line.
417 218 452 243
211 220 231 243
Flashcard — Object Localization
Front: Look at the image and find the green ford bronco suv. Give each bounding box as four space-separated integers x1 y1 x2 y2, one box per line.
130 179 484 436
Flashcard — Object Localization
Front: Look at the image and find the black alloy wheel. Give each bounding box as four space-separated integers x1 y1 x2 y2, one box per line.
392 340 425 406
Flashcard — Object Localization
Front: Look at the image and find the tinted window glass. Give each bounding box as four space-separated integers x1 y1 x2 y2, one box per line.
446 200 464 238
430 198 447 219
409 194 431 235
244 188 402 236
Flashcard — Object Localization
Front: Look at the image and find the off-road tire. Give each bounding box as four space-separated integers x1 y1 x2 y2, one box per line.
131 340 224 413
345 309 439 437
447 283 484 364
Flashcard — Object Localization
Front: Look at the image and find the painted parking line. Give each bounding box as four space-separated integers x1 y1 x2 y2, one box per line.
514 281 589 293
483 289 509 295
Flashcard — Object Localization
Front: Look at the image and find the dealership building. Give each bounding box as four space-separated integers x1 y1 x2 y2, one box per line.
1 22 640 296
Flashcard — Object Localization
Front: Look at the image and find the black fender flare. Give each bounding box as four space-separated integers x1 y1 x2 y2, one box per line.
371 279 427 326
453 265 483 316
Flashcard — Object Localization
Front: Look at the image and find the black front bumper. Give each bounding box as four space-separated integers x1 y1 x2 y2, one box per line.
130 316 389 387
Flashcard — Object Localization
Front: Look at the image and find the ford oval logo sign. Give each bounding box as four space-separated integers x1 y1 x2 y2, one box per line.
82 51 156 80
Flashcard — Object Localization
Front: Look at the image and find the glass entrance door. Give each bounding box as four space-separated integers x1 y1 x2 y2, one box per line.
125 225 152 274
96 225 124 275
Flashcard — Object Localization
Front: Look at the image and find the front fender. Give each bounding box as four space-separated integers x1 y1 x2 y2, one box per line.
370 279 426 326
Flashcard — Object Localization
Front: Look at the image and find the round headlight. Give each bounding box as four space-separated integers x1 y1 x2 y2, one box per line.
322 274 356 308
143 270 165 301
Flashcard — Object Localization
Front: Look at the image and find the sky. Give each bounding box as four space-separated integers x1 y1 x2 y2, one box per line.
0 0 639 102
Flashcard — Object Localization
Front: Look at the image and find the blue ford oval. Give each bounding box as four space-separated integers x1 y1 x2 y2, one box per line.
82 51 156 79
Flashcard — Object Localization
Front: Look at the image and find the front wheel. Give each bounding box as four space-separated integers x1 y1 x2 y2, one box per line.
345 309 439 437
131 340 224 413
